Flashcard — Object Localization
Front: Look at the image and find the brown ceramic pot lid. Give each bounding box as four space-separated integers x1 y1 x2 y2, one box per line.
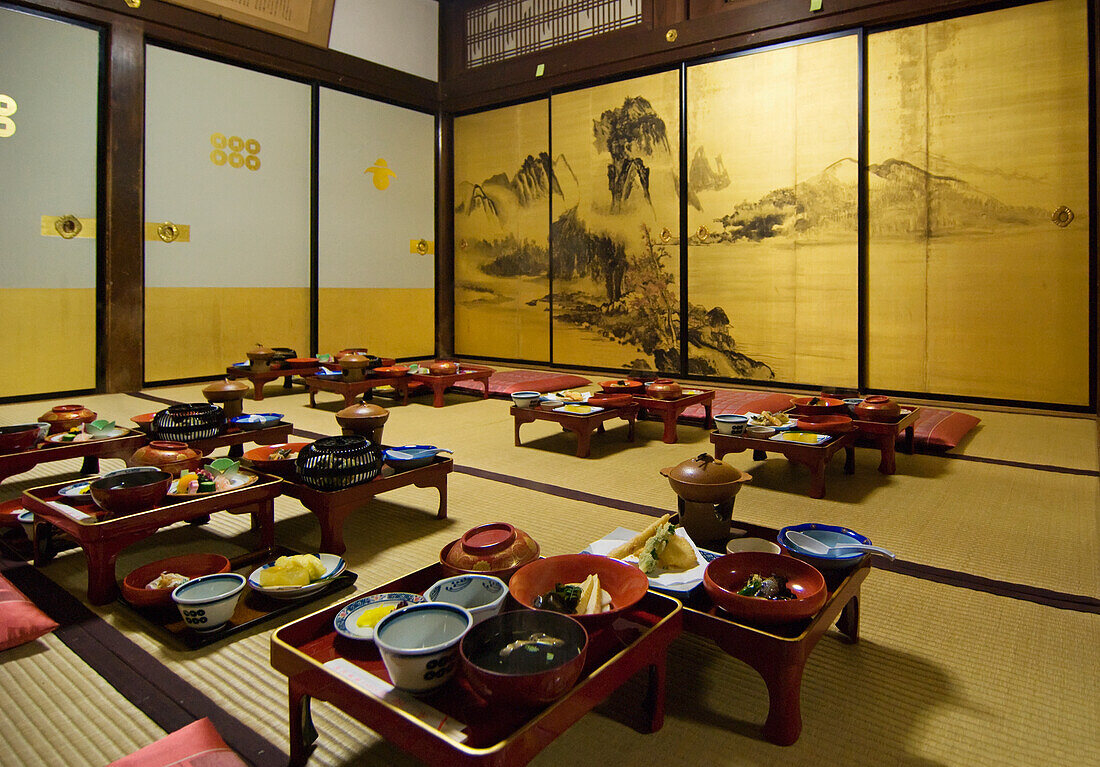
203 379 248 394
247 344 276 359
662 453 741 485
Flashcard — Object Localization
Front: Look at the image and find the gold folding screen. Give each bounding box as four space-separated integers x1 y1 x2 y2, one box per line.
867 0 1089 405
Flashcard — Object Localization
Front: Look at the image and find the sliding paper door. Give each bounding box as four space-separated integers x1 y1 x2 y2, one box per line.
867 0 1089 404
0 9 100 396
145 46 311 381
317 88 435 359
453 101 550 361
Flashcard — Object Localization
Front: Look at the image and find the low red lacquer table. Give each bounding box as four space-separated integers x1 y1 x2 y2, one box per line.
226 364 328 401
679 520 869 746
302 373 412 408
512 404 639 458
408 365 495 408
271 562 682 767
0 430 147 485
852 406 920 474
633 388 715 443
22 470 280 605
710 428 856 499
280 457 452 555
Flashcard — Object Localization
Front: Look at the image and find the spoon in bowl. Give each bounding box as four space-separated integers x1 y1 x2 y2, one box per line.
787 530 896 560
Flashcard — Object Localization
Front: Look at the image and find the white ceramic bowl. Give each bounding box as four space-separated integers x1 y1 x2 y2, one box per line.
725 537 782 555
247 553 346 600
714 414 748 435
511 391 541 409
373 602 473 692
745 425 775 438
425 574 508 625
171 572 246 632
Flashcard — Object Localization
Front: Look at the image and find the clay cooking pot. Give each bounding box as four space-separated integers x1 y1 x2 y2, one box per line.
335 402 389 444
661 453 751 504
338 354 372 382
246 344 277 372
202 379 250 418
646 378 683 400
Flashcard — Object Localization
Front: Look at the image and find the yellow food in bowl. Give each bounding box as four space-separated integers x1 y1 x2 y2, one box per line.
356 603 399 628
256 554 325 587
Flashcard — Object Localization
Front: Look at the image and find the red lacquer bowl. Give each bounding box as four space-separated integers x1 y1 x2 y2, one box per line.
795 415 854 434
789 396 846 415
852 395 902 422
587 393 633 409
285 357 319 368
703 552 826 624
374 365 409 377
121 553 232 608
0 425 39 453
242 442 311 478
440 522 540 581
509 554 649 629
598 379 644 394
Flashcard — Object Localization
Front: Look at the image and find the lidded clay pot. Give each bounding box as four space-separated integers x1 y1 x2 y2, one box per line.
202 379 250 419
129 440 204 476
246 344 277 372
39 404 97 435
338 354 371 382
852 395 902 422
646 378 683 400
440 522 540 579
660 453 751 504
335 402 389 444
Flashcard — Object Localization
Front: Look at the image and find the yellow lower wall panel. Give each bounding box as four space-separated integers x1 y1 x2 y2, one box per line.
0 289 95 397
145 288 310 382
318 288 434 359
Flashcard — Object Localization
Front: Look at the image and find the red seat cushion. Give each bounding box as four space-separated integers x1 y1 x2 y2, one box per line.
905 408 981 452
680 389 795 420
0 572 58 652
450 369 591 396
108 718 247 767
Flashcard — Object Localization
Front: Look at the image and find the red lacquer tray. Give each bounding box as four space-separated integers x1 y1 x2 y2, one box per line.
271 562 682 767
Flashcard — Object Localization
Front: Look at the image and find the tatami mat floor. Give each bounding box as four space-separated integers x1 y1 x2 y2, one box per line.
1 379 1097 766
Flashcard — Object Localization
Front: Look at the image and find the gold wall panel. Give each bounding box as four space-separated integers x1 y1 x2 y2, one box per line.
454 100 551 362
0 289 95 397
686 34 858 385
144 288 309 382
550 72 681 372
867 0 1089 404
318 288 434 359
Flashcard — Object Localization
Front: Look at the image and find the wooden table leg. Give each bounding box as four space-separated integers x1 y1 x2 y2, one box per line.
875 433 896 474
752 449 768 461
481 376 490 399
312 506 352 556
759 658 806 746
432 383 446 408
660 412 678 444
400 380 410 406
808 459 827 499
252 378 265 400
344 391 356 407
84 540 129 605
844 445 856 474
574 426 592 458
79 456 100 474
288 683 317 767
902 425 915 454
514 417 523 446
703 402 714 430
252 499 276 550
308 388 317 407
644 658 667 733
836 593 860 643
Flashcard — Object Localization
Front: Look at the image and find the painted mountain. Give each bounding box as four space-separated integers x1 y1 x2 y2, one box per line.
455 152 577 231
694 157 1048 243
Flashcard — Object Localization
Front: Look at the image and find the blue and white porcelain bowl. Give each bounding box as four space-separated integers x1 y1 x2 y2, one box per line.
778 523 873 570
714 414 748 435
171 572 246 632
425 574 508 625
373 602 473 693
383 445 452 471
510 391 541 409
229 413 283 431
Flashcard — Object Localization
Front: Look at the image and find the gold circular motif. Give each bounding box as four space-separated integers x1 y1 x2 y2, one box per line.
210 133 227 149
245 138 261 155
660 227 673 243
245 155 261 171
665 29 678 43
157 222 180 243
210 149 227 166
228 135 245 152
54 215 82 239
228 152 245 168
697 225 709 241
1051 206 1074 228
460 239 468 250
415 239 429 255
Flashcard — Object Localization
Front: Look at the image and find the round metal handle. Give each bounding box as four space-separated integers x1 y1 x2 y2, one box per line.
696 225 709 242
157 222 180 243
660 227 673 243
415 239 429 255
54 215 82 239
665 28 678 43
459 239 468 250
1051 206 1074 228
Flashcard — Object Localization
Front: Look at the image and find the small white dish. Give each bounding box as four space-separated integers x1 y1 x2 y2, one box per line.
424 574 508 626
248 552 345 600
726 537 783 555
58 479 96 502
333 592 427 640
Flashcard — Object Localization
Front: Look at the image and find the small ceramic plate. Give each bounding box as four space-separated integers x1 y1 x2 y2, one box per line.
743 412 796 431
168 472 258 495
553 405 604 415
87 427 129 440
46 432 94 444
248 553 346 601
770 431 831 445
58 480 96 503
681 389 705 396
555 391 591 403
333 592 426 640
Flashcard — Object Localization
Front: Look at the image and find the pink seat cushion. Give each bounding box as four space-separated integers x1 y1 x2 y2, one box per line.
905 408 981 451
450 369 591 396
0 572 58 652
108 718 247 767
680 389 795 420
